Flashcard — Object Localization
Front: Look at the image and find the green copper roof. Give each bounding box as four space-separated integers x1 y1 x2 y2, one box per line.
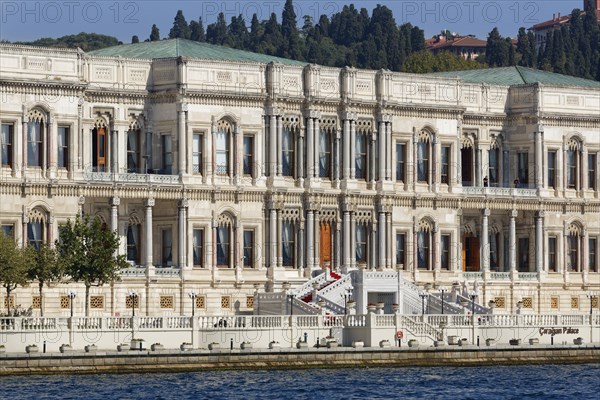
88 38 306 66
430 66 600 88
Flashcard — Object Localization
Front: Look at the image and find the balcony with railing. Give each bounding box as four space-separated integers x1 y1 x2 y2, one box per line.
83 168 181 185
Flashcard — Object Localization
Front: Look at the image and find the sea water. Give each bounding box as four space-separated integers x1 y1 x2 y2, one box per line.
0 363 598 399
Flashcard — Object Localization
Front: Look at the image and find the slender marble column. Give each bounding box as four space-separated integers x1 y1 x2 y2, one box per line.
297 131 304 180
509 210 517 272
535 130 543 189
350 120 356 179
378 211 386 268
481 208 490 271
178 200 188 268
535 211 544 272
145 198 155 268
379 121 385 181
270 208 277 268
306 118 314 179
276 117 282 176
306 210 314 270
178 110 186 175
270 115 277 177
343 119 350 180
314 119 320 179
343 210 351 268
386 123 392 181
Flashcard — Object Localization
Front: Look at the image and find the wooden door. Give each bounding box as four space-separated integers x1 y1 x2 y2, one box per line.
319 223 331 268
463 236 480 271
96 128 107 172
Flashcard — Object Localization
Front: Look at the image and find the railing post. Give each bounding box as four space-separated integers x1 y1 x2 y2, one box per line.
69 316 74 346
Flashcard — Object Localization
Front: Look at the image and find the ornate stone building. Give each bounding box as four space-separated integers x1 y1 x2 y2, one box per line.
0 40 599 317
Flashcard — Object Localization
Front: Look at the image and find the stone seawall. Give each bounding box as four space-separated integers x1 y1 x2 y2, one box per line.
0 345 598 375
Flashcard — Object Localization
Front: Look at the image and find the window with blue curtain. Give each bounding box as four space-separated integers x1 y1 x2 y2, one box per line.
567 150 576 189
282 127 294 177
193 229 203 267
441 145 450 184
282 222 295 267
1 124 13 167
57 127 69 169
356 224 367 263
355 133 367 180
127 130 138 172
518 152 529 186
441 234 450 270
243 230 254 267
547 150 556 188
488 147 499 186
217 226 230 266
417 141 428 182
161 135 172 174
319 129 331 178
396 233 405 266
417 230 429 269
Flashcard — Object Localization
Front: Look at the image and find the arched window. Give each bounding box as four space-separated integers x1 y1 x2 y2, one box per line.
127 118 143 173
27 208 46 250
216 213 234 268
126 215 142 265
92 116 109 172
566 138 582 190
215 119 233 176
27 109 46 167
417 219 434 270
356 222 368 264
319 128 332 178
417 130 433 183
355 128 368 180
488 137 501 187
461 135 474 187
282 220 296 267
567 223 582 272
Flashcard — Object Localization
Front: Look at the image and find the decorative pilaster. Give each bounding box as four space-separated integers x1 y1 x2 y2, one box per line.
177 103 188 176
481 208 490 271
145 198 155 270
509 210 517 274
535 211 544 273
535 128 544 190
178 199 188 269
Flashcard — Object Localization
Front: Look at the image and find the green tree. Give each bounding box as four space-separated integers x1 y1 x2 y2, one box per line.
189 18 205 42
0 234 29 315
486 27 509 67
228 14 249 49
206 12 228 45
149 24 160 41
516 28 532 67
280 0 302 59
27 243 64 317
57 216 127 317
169 10 191 39
16 33 119 51
131 35 139 44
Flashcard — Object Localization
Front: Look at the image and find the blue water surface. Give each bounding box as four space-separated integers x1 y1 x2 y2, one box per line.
0 363 598 399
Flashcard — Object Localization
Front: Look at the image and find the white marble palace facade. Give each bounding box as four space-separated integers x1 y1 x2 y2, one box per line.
0 41 599 317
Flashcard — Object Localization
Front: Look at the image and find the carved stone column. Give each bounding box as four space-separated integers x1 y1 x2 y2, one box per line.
535 129 543 189
178 199 188 269
509 210 517 273
145 198 155 269
481 208 490 271
306 209 315 271
350 120 356 179
535 211 544 273
378 208 386 269
343 118 350 180
177 104 187 176
269 114 277 177
306 117 314 179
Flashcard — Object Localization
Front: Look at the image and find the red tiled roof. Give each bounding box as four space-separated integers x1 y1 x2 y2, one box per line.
427 36 487 50
530 10 600 30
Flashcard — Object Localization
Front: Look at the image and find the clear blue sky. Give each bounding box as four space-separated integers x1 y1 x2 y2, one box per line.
0 1 586 43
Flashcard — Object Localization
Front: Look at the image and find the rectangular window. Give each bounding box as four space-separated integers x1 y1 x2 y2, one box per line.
243 230 254 267
488 147 499 186
126 225 140 264
161 134 172 174
282 127 294 177
243 135 254 176
217 226 230 266
192 133 203 174
356 224 367 264
441 234 450 270
2 224 14 238
396 143 405 182
27 121 43 167
126 129 139 173
588 153 597 190
547 150 556 188
282 221 295 267
355 133 367 180
548 236 557 272
567 150 576 189
1 124 13 167
518 237 529 272
161 229 172 266
193 228 203 267
28 221 44 250
589 238 597 273
395 233 406 267
57 127 69 169
517 152 528 186
441 145 450 184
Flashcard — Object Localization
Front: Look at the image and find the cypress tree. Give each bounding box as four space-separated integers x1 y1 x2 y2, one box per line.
149 24 160 42
190 18 206 42
169 10 191 39
507 37 516 66
280 0 302 60
516 28 531 67
486 28 509 67
206 12 228 45
527 31 537 68
131 35 139 44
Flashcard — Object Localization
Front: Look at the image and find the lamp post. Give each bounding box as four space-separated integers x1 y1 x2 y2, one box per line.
288 294 295 317
67 290 76 318
128 291 138 317
424 283 432 314
419 293 427 316
470 292 477 315
440 288 447 315
342 286 353 315
189 291 197 317
587 293 596 316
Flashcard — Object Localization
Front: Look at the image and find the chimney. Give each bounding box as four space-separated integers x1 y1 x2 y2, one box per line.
557 12 560 18
552 13 556 20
